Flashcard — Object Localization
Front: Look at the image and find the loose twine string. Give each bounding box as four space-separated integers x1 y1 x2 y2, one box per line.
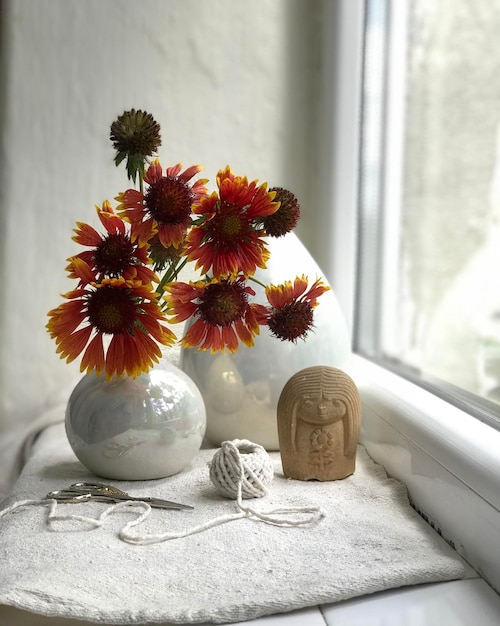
0 440 324 545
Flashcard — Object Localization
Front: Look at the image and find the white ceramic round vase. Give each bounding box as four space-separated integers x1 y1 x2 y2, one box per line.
65 360 206 480
180 233 351 450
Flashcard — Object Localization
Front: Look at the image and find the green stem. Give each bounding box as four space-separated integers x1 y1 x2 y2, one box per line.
248 275 267 289
139 169 144 194
156 257 189 296
156 270 172 297
171 257 189 281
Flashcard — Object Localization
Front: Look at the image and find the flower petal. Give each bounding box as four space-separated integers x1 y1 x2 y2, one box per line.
80 332 105 375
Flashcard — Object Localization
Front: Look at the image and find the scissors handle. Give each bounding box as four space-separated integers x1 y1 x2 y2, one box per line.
70 482 129 497
46 489 94 503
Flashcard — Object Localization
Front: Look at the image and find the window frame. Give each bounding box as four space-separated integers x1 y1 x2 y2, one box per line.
325 0 500 592
353 0 500 432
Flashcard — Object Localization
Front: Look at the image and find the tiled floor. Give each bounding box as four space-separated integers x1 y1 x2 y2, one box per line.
1 579 499 626
321 579 500 626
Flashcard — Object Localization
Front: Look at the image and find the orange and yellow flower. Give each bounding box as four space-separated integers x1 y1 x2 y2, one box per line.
262 276 330 342
116 160 208 248
165 276 267 353
185 166 279 278
47 276 176 379
67 201 157 286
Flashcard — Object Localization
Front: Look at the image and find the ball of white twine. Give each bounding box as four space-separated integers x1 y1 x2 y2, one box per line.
209 439 274 499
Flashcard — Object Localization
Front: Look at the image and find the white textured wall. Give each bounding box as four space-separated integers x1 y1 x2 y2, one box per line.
0 0 326 432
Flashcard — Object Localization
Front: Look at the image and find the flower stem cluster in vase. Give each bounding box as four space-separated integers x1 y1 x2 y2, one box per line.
46 109 335 479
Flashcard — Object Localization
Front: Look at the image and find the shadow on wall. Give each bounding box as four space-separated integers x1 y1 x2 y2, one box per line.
0 0 9 426
282 0 323 253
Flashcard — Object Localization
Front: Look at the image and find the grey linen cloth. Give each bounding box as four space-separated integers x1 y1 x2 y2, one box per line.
0 406 66 499
0 422 465 625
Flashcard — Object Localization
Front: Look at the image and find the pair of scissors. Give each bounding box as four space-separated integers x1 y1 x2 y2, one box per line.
46 482 193 510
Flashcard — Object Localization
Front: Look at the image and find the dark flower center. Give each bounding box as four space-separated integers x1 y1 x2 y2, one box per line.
94 234 135 277
145 177 194 226
267 300 314 341
87 286 137 335
263 187 300 237
197 280 249 326
208 203 251 247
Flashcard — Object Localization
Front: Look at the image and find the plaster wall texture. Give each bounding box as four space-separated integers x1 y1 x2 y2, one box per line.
0 0 325 432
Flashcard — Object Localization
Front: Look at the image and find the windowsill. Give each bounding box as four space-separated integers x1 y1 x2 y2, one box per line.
349 354 500 593
1 354 500 626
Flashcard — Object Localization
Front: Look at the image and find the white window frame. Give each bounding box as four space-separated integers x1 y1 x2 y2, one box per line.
324 0 500 593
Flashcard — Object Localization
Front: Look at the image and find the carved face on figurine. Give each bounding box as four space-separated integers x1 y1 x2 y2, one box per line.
297 392 347 425
277 366 361 481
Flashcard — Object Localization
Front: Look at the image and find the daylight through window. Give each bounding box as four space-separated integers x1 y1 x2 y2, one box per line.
356 0 500 427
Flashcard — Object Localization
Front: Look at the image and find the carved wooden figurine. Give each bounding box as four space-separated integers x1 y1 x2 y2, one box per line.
277 366 361 481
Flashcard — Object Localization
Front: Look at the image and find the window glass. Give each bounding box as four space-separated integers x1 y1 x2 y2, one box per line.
356 0 500 425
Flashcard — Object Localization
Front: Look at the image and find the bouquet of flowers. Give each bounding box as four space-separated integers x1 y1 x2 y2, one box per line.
47 109 329 380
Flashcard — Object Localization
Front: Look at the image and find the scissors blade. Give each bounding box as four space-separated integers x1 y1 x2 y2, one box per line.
105 494 194 510
138 497 193 511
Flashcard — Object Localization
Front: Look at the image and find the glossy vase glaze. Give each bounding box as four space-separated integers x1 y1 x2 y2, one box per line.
65 360 206 480
180 233 351 450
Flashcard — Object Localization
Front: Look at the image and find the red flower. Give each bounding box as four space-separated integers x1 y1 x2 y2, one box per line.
116 160 208 248
47 276 176 379
262 276 330 341
67 201 157 286
185 166 279 278
165 276 267 352
261 187 301 237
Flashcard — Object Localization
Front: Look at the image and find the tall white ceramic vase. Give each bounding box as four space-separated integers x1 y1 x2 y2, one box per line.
180 233 351 450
